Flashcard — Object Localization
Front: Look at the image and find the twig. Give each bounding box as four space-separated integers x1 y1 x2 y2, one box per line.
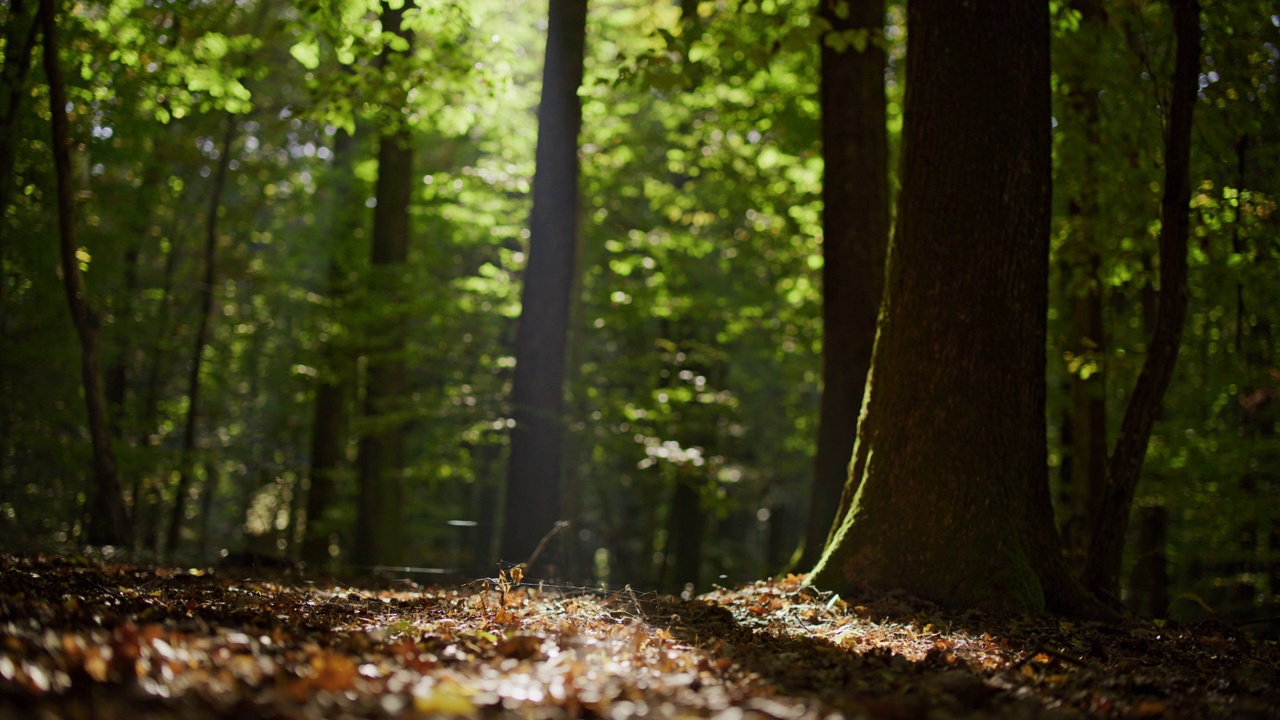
1011 646 1091 669
523 520 573 571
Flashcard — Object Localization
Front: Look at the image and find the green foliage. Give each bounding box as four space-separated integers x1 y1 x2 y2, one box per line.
1049 0 1280 618
2 0 1276 611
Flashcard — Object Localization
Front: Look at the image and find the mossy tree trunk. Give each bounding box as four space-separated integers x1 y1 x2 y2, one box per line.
798 0 890 571
808 0 1098 616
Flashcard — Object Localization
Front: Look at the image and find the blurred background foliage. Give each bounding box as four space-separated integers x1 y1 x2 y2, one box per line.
1 0 1278 623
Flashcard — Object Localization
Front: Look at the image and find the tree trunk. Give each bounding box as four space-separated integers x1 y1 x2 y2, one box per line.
1065 273 1108 565
134 198 184 551
353 1 414 569
667 472 705 593
500 0 588 572
1084 0 1200 600
799 0 890 571
1054 0 1109 573
167 115 236 556
302 129 359 568
1129 504 1169 618
0 0 40 293
41 0 130 546
104 245 140 439
808 0 1099 616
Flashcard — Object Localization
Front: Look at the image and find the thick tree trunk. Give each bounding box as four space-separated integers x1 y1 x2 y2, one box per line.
799 0 890 571
353 1 414 569
1084 0 1200 599
167 115 235 556
41 0 130 546
808 0 1098 616
302 130 358 568
500 0 588 571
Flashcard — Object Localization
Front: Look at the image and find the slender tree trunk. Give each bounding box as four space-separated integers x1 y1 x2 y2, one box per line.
1084 0 1200 599
500 0 589 572
1067 266 1108 562
133 200 184 550
0 0 40 290
1129 505 1169 617
1231 135 1248 353
303 129 358 568
354 1 413 569
799 0 890 571
0 0 37 439
41 0 130 545
1055 0 1109 573
667 471 705 592
198 459 218 561
104 164 163 443
104 246 140 439
167 115 236 556
808 0 1101 616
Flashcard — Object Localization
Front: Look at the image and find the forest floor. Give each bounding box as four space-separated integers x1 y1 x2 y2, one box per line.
1 554 1278 720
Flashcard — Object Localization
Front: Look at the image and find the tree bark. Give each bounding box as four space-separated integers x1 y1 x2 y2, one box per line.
500 0 588 572
166 115 236 556
799 0 890 571
353 1 414 569
1084 0 1200 599
808 0 1100 616
41 0 130 546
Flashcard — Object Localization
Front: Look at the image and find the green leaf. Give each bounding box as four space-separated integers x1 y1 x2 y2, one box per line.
386 34 410 53
290 39 321 70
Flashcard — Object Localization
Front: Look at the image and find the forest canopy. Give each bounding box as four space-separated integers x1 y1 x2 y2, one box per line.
1 0 1278 622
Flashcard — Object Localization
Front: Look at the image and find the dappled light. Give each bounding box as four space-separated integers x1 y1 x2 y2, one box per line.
3 0 1280 714
5 555 1279 719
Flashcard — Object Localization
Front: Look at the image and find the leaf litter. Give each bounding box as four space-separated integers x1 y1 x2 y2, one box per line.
2 554 1278 719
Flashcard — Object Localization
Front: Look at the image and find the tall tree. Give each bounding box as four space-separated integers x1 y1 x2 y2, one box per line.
40 0 130 545
353 0 414 569
166 115 235 556
0 0 39 261
1056 0 1109 571
808 0 1097 615
1083 0 1201 600
302 129 359 568
797 0 890 571
500 0 589 571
